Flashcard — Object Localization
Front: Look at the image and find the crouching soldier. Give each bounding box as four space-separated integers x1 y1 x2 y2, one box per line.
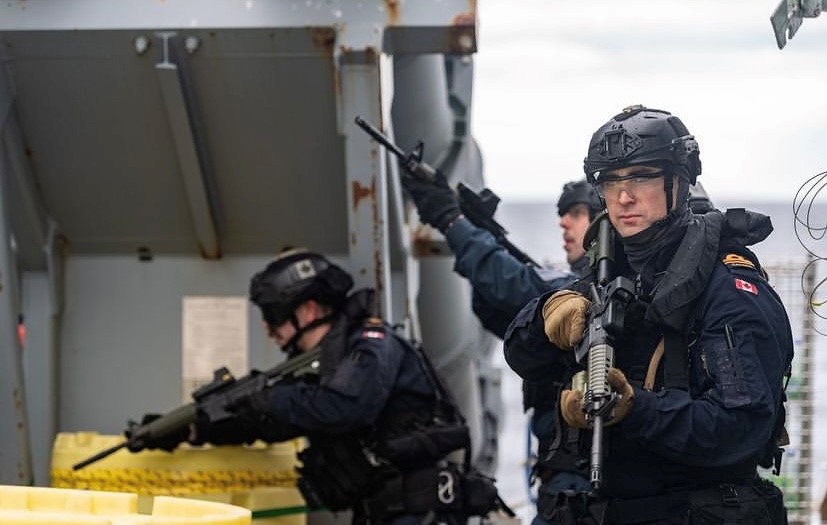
193 248 509 525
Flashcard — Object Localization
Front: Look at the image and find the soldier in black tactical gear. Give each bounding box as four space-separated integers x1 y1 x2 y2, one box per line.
505 105 792 524
402 171 603 524
192 248 505 524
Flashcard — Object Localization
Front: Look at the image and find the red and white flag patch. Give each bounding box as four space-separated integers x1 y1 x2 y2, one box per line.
362 330 384 340
734 278 758 295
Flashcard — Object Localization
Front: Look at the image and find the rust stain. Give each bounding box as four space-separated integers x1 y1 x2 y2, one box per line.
13 388 23 410
351 178 376 212
453 0 477 26
371 177 384 301
311 27 336 57
453 12 475 27
411 224 445 257
384 0 400 26
351 232 357 246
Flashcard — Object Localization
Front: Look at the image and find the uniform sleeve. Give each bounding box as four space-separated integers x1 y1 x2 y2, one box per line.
260 329 407 436
503 291 575 383
620 266 793 467
445 218 575 318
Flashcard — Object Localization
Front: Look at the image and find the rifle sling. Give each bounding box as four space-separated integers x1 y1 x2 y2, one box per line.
643 329 688 392
643 339 664 391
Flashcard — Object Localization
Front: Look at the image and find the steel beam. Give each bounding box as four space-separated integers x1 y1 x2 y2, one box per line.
0 0 477 55
155 33 221 259
0 105 33 485
339 50 393 319
0 62 49 272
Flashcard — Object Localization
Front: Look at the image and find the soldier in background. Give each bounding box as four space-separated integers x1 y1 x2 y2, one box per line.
401 175 601 524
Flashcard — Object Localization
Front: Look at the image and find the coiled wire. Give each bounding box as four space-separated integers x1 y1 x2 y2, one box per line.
793 170 827 333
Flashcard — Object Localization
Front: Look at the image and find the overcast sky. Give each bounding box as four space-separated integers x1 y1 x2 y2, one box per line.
471 0 827 204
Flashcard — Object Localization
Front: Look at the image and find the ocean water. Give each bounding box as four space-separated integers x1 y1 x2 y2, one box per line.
492 200 827 523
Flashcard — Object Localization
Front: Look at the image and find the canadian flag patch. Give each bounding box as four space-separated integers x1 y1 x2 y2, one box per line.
734 278 758 295
362 330 384 339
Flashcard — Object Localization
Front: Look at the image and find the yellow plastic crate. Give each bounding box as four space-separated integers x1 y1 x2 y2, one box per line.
51 433 307 525
0 485 251 524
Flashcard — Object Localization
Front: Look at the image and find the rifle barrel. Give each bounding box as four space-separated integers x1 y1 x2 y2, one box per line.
354 117 406 159
72 441 128 471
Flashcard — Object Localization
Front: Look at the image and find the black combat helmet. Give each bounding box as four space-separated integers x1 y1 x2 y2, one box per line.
249 248 354 329
557 179 603 220
583 105 701 214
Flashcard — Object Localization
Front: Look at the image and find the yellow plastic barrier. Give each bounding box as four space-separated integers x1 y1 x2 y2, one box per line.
0 485 250 524
51 433 307 525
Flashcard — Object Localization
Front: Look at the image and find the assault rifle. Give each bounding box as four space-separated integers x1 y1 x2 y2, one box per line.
354 116 539 268
72 348 322 470
573 211 636 490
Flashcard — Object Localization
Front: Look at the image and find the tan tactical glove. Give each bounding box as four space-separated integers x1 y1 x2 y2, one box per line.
606 368 635 426
560 388 588 429
542 290 591 350
559 368 635 430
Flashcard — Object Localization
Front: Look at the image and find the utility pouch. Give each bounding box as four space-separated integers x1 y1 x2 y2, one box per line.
461 469 500 516
401 464 463 514
379 422 470 469
402 463 502 517
297 441 375 511
687 480 786 525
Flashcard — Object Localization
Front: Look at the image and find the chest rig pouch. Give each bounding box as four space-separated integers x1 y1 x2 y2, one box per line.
374 343 511 519
297 436 378 511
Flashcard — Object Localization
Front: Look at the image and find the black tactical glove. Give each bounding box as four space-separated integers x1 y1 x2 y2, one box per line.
401 171 461 232
126 413 190 452
189 377 275 446
189 413 260 446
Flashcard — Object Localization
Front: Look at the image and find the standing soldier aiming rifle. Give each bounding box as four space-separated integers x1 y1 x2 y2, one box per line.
504 105 792 524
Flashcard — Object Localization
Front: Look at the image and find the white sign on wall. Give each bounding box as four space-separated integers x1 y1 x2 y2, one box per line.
181 296 249 404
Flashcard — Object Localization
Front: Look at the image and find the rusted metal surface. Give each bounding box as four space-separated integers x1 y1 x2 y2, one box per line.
338 46 379 65
310 26 336 56
384 0 400 26
351 177 376 212
411 224 451 257
370 173 385 302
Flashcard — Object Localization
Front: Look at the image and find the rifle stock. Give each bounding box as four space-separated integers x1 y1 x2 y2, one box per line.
73 348 322 470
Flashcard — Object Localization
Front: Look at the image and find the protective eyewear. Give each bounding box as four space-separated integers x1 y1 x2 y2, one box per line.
596 173 664 200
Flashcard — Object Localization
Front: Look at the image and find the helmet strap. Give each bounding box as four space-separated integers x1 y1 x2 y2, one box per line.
664 175 674 214
282 311 337 357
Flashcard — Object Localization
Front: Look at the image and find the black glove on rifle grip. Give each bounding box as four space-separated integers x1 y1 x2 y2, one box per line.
126 413 189 452
401 171 461 232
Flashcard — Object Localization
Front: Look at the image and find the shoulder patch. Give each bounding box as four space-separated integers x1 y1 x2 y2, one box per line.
722 253 756 271
361 329 385 340
734 278 758 296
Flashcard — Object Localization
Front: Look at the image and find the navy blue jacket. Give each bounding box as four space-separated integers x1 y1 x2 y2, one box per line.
260 315 436 441
444 216 580 457
445 218 575 340
505 250 794 497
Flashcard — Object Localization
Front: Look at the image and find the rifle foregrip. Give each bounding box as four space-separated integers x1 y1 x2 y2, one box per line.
142 403 198 438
